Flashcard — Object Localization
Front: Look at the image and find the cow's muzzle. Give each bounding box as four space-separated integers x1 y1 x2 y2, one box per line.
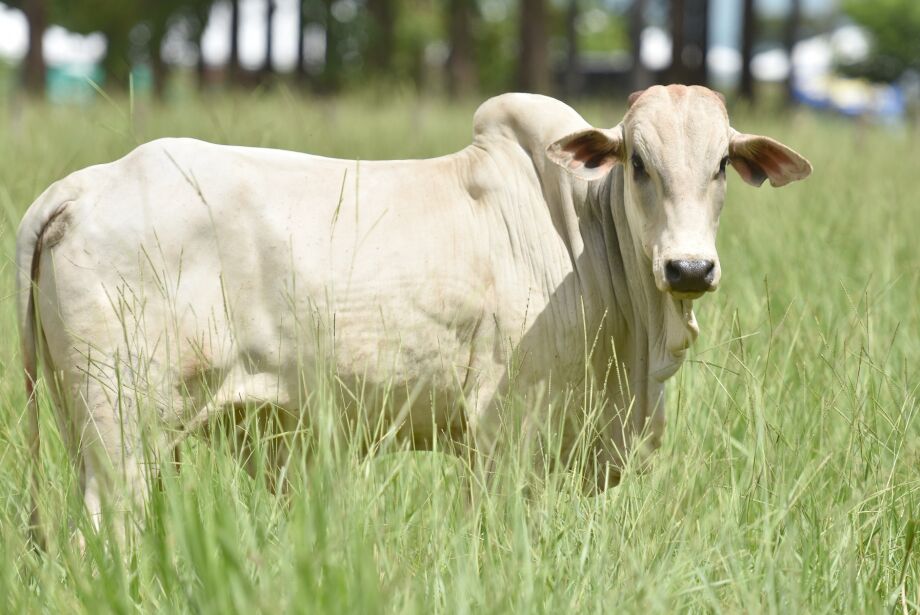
665 259 717 297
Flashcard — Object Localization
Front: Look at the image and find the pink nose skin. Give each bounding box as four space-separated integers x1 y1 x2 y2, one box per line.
665 259 716 293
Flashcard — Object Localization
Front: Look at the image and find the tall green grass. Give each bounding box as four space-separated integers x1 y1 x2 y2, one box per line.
0 90 917 613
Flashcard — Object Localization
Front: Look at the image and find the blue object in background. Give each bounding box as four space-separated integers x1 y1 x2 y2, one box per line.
793 75 906 122
46 63 153 104
47 64 104 104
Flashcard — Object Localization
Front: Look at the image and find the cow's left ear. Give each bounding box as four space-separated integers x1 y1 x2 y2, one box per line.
729 129 812 187
546 125 624 181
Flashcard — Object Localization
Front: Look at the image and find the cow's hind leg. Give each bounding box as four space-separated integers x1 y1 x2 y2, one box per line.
76 363 164 546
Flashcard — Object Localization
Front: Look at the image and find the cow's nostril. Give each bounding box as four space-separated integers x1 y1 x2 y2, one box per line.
702 260 716 283
665 259 716 293
665 261 683 286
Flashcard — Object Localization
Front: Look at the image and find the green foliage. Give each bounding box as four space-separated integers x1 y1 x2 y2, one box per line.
393 0 443 86
474 4 518 94
843 0 920 81
566 1 628 54
0 92 918 612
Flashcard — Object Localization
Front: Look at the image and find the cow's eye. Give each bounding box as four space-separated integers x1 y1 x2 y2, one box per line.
631 153 646 178
717 155 730 177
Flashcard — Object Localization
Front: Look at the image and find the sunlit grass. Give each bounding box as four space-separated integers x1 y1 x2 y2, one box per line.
0 89 918 613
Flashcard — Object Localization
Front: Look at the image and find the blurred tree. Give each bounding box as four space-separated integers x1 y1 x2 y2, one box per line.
391 0 438 91
784 0 800 103
146 1 177 98
669 0 685 83
669 0 709 86
296 0 306 78
739 0 756 100
473 4 516 93
229 0 241 80
562 0 581 98
629 0 650 92
684 0 708 85
52 0 192 93
13 0 48 95
844 0 920 82
178 0 215 90
446 0 478 97
139 0 209 98
319 0 342 91
264 0 277 74
54 1 142 87
518 0 549 93
368 0 396 72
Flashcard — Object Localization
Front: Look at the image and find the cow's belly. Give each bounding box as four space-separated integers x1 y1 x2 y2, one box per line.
123 235 495 442
43 262 488 444
293 265 490 438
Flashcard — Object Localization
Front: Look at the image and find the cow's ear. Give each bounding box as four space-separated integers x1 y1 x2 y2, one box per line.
627 90 646 108
546 126 624 182
729 129 812 187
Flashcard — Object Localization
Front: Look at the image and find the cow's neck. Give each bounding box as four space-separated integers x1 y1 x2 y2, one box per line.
581 168 699 400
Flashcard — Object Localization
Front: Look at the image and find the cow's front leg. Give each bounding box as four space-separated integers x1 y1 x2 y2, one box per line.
461 362 507 498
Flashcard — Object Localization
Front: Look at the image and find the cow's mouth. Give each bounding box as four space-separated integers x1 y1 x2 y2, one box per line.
669 289 706 301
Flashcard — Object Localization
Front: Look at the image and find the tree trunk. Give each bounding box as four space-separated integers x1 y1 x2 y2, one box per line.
229 0 241 81
296 0 306 78
684 0 708 86
446 0 477 97
367 0 396 72
102 29 132 88
150 22 168 100
196 6 209 91
739 0 756 101
669 0 686 84
629 0 650 92
151 47 168 100
563 0 581 98
22 0 47 96
784 0 801 104
197 39 207 90
263 0 276 74
518 0 549 93
321 0 341 92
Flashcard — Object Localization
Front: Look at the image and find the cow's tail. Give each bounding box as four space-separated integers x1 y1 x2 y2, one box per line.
16 182 73 547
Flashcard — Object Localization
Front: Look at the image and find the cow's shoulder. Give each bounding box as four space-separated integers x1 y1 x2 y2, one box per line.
471 93 592 157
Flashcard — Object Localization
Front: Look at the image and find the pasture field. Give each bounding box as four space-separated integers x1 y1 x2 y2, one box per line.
0 90 917 613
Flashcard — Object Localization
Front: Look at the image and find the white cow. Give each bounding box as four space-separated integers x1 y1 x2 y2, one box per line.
17 85 811 532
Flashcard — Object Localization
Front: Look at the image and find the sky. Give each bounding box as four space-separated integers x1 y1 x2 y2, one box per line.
0 0 841 70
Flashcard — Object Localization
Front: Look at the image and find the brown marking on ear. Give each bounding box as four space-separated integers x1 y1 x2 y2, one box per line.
546 127 623 181
556 131 621 169
730 131 812 187
730 157 768 187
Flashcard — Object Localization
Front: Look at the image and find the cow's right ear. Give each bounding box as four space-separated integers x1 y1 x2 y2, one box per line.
546 126 624 182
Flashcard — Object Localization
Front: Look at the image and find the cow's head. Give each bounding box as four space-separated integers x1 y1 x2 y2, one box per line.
547 84 812 300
